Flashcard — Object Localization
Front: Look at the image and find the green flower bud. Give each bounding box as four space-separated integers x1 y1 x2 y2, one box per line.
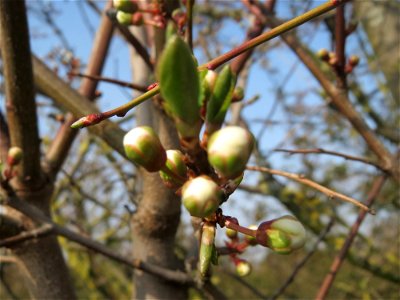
245 225 258 246
116 11 143 26
226 227 238 239
348 55 360 67
317 48 329 61
159 150 188 188
7 147 23 166
182 176 221 218
236 260 252 277
123 126 166 172
199 222 216 277
256 215 306 254
113 0 138 13
208 126 254 179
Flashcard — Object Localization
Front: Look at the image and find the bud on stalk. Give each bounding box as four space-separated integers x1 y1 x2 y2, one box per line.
116 11 143 26
235 260 252 277
159 150 188 188
207 126 254 179
123 126 166 172
199 222 217 277
182 176 221 218
244 225 258 246
256 215 306 254
7 147 23 166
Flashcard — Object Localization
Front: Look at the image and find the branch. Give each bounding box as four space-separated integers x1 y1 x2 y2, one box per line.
275 148 383 171
248 7 398 180
68 72 148 92
0 224 53 248
246 165 375 214
44 1 115 178
315 175 387 300
32 55 126 158
0 0 42 187
334 4 347 88
4 191 195 286
72 0 346 129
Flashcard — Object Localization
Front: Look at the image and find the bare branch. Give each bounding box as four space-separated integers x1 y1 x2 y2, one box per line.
68 72 148 92
315 175 387 300
246 165 375 214
275 148 383 170
0 224 53 248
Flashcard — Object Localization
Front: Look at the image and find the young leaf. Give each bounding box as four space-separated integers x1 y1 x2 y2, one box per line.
206 65 236 125
158 35 200 126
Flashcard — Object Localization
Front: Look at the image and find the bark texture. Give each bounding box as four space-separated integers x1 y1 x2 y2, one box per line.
130 26 187 299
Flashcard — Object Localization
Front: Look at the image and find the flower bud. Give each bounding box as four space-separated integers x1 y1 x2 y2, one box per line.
7 147 23 166
245 225 258 246
226 227 238 239
199 222 216 277
256 215 306 254
317 48 329 61
348 55 360 67
113 0 138 13
207 126 254 179
182 176 221 218
116 11 143 26
159 150 188 188
236 260 252 277
123 126 166 172
205 70 218 93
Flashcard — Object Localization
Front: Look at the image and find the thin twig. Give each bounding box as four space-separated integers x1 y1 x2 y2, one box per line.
334 4 347 89
68 72 148 92
246 165 375 214
185 0 194 51
268 218 335 300
275 148 383 171
224 270 268 299
315 175 387 300
0 224 53 248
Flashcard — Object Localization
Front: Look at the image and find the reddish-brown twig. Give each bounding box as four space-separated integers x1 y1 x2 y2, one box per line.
68 72 148 92
315 175 386 300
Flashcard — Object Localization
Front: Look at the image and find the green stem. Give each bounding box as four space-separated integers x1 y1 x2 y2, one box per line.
71 0 346 129
225 219 256 238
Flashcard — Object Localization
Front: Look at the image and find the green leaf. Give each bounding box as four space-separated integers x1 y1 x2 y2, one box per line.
158 35 200 126
199 223 216 277
206 65 236 124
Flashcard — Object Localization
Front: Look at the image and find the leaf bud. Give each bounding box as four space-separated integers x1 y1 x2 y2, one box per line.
244 225 258 246
123 126 166 172
207 126 254 179
113 0 138 13
182 176 221 218
159 150 188 188
199 222 216 277
7 147 23 166
256 215 306 254
236 260 252 277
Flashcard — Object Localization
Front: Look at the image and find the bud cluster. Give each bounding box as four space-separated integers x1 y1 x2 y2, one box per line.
111 0 165 28
317 48 360 74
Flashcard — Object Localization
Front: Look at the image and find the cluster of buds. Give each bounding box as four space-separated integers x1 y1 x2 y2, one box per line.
121 31 306 279
317 48 360 74
111 0 165 28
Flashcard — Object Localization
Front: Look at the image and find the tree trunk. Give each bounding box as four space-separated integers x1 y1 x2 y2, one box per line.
129 26 187 299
